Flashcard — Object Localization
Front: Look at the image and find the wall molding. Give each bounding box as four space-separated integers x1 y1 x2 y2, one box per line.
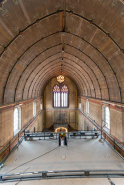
0 97 41 112
79 96 124 112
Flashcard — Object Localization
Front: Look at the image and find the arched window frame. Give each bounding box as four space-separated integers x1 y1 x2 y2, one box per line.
40 99 43 110
86 99 89 116
53 84 69 108
103 105 110 130
61 85 68 107
13 106 21 135
33 101 36 117
79 98 81 110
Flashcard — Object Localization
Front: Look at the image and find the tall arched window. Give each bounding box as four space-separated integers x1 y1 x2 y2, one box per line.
53 85 68 107
86 99 89 116
40 99 43 110
33 101 36 117
61 85 68 107
103 106 110 129
14 107 21 133
79 98 81 110
53 85 60 107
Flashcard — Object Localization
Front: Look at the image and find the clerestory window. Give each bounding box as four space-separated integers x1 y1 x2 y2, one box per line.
103 106 110 129
14 107 21 133
40 99 43 110
33 101 36 117
86 99 89 116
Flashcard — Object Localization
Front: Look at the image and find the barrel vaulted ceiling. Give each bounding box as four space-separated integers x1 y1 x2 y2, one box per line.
0 0 124 105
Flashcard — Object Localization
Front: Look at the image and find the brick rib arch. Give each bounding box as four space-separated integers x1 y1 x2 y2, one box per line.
0 0 124 105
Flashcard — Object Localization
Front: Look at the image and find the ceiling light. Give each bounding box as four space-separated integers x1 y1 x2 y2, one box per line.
57 75 64 83
62 48 64 52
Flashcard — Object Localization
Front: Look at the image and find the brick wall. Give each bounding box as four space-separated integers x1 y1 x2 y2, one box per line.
28 112 43 132
78 110 97 131
78 96 124 142
0 98 43 147
21 101 33 128
45 108 77 129
122 110 124 142
44 77 78 129
45 110 53 128
110 107 123 142
80 97 86 114
36 98 41 115
0 108 13 147
78 111 84 130
89 100 101 127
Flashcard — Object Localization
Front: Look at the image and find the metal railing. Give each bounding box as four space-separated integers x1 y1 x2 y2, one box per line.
1 169 124 182
79 109 124 159
0 111 42 165
24 130 99 140
1 109 124 166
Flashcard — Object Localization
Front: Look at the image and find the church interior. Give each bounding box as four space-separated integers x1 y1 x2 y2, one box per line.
0 0 124 184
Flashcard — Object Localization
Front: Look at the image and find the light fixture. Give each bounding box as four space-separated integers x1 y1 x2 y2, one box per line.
62 48 64 52
57 75 64 83
55 127 68 133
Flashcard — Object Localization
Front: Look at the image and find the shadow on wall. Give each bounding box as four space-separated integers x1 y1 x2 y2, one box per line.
55 112 67 123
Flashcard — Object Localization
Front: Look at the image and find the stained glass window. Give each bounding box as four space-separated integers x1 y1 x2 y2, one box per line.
53 85 60 107
53 85 68 107
61 85 68 107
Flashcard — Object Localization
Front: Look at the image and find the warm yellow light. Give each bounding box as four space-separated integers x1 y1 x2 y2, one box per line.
57 75 64 83
55 127 68 133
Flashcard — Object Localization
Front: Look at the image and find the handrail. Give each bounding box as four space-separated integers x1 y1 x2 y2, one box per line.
0 110 42 165
79 109 101 130
79 109 124 158
28 130 97 133
1 108 124 165
1 169 124 182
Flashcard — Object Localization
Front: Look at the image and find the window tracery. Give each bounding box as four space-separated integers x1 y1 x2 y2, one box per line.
53 85 68 107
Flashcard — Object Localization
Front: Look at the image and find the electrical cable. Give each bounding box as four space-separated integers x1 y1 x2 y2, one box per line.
5 146 59 174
